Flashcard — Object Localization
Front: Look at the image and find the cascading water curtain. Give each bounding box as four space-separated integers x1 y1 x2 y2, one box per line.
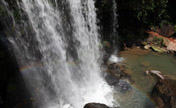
108 0 122 63
3 0 119 108
111 0 118 53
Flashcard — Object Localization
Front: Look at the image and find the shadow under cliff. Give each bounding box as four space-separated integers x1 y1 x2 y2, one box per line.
0 18 32 108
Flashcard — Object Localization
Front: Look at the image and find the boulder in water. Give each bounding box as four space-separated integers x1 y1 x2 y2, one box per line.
114 80 132 93
151 78 176 108
106 63 134 83
105 63 133 93
84 103 110 108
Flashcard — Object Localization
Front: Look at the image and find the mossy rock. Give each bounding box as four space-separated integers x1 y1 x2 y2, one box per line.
153 37 164 46
163 38 170 47
174 25 176 33
151 45 165 53
0 5 5 16
141 41 148 45
103 41 111 48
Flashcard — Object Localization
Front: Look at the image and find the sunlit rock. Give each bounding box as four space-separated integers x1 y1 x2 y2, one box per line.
144 45 151 50
167 41 176 51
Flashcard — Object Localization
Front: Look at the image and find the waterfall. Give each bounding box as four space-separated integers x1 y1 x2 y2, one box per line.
111 0 118 53
109 0 122 63
4 0 116 108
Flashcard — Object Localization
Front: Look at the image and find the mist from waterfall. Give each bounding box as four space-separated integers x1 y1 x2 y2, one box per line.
3 0 117 108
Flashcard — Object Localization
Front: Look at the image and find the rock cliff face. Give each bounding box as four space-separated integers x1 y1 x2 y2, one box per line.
151 78 176 108
0 31 31 108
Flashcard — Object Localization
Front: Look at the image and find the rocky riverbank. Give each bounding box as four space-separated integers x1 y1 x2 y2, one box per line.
97 43 176 108
139 25 176 54
141 31 176 54
88 25 176 107
121 49 176 108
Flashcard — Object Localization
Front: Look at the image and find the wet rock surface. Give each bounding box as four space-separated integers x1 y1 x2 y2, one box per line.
151 78 176 108
113 80 132 93
106 63 132 81
105 63 133 93
0 32 32 108
84 103 110 108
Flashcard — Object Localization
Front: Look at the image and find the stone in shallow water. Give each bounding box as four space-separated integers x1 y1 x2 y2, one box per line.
151 78 176 108
114 80 132 93
106 63 132 81
105 74 132 93
105 63 133 93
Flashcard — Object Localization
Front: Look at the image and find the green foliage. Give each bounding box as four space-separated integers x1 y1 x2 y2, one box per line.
133 0 169 27
0 4 5 16
153 37 163 46
114 0 174 46
159 20 171 27
13 9 21 21
117 0 169 27
102 0 108 7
